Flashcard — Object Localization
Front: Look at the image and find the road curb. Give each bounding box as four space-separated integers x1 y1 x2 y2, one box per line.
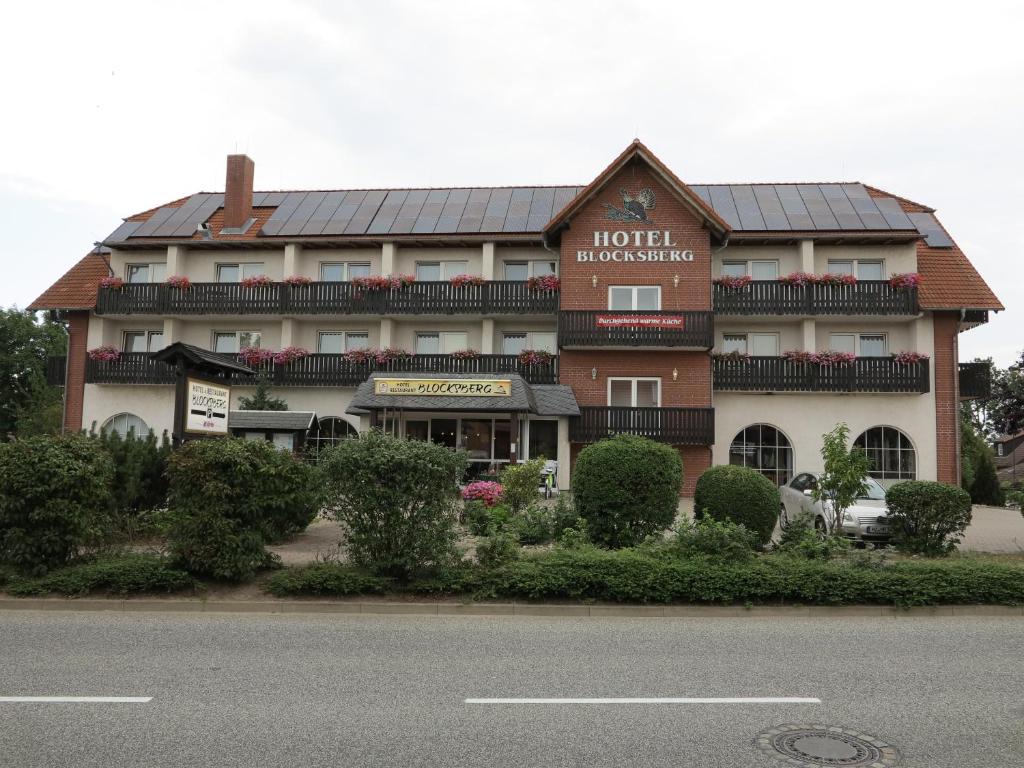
0 598 1021 618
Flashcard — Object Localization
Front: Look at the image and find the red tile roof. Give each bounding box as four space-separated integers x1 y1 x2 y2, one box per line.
27 251 111 311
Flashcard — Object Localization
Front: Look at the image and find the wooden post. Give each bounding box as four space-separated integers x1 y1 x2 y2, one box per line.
509 412 520 464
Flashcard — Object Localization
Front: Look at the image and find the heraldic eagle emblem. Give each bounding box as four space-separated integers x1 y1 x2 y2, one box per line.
604 187 656 222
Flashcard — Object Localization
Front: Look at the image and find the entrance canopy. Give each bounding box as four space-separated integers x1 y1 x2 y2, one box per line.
346 373 579 416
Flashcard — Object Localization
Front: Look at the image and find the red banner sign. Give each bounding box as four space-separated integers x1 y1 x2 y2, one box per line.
595 314 686 329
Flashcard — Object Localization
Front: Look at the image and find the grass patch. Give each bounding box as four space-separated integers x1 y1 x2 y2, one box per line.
265 548 1024 607
2 554 197 597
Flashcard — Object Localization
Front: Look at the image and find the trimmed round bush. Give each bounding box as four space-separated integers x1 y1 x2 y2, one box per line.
886 480 972 555
0 434 114 574
693 465 779 547
166 438 322 580
572 434 682 548
319 430 466 578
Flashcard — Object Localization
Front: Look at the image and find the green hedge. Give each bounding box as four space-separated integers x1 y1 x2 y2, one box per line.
3 554 195 597
266 550 1024 607
693 465 779 546
886 481 973 555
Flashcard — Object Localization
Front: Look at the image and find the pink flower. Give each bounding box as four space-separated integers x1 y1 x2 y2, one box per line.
450 349 479 359
342 347 412 364
815 273 858 285
284 275 312 286
99 276 124 289
87 345 121 362
462 481 503 507
352 274 415 290
812 350 856 367
240 274 273 288
713 274 752 289
273 346 310 365
518 349 553 365
782 350 816 364
712 351 751 361
239 347 275 367
889 272 921 289
450 274 486 287
778 272 815 286
527 275 561 291
893 351 929 364
165 275 191 290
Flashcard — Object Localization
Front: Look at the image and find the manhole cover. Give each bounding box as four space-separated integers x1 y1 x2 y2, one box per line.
754 724 900 767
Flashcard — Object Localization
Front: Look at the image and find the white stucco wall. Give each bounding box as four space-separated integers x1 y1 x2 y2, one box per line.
82 384 177 437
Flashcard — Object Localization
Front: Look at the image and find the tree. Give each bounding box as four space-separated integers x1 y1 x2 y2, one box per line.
0 308 67 439
960 413 1004 505
968 352 1024 438
238 377 287 411
813 423 871 533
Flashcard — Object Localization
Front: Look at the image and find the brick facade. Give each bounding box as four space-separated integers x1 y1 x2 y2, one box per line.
63 311 89 433
933 311 960 484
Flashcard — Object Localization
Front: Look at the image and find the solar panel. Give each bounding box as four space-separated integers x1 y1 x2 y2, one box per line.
130 204 184 237
301 191 347 236
842 184 888 229
907 212 954 247
344 190 387 235
258 192 289 207
322 190 367 234
689 185 712 207
751 185 791 230
260 192 309 236
819 184 865 229
797 185 838 230
412 189 449 234
729 185 767 230
456 189 490 233
503 188 533 233
151 194 211 237
390 189 429 234
873 197 915 230
773 186 814 229
707 186 742 229
550 187 579 220
104 220 144 243
481 188 513 232
277 191 329 236
527 188 556 231
437 188 470 233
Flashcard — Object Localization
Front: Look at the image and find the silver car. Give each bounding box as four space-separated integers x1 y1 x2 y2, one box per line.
780 472 892 543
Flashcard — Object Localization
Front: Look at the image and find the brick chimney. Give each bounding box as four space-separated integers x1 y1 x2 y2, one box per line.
223 154 255 230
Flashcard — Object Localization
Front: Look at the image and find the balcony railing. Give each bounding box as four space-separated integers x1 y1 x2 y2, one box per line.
569 406 715 445
80 352 558 386
558 310 714 349
958 361 991 399
713 356 930 393
95 281 559 316
713 281 919 316
45 355 67 386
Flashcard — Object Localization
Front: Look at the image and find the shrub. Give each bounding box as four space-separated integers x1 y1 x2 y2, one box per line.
886 481 973 556
90 427 171 521
775 512 849 560
669 517 757 562
693 465 779 547
462 480 503 507
572 435 682 548
4 554 195 596
550 494 578 537
464 502 510 536
499 459 543 514
557 521 592 550
165 439 321 580
476 530 520 567
319 430 465 578
264 564 390 597
509 505 553 545
0 435 114 574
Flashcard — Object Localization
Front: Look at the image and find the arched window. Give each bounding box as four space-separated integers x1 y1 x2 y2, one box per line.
729 424 793 486
101 413 149 438
854 426 916 481
310 417 357 457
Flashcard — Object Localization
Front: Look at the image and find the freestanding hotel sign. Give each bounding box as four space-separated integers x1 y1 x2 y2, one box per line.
185 378 230 435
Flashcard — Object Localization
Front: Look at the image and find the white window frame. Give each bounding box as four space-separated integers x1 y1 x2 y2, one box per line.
827 259 885 280
720 260 779 279
122 330 164 353
125 263 167 284
828 332 888 357
607 285 662 311
317 330 370 353
501 331 557 354
503 260 558 280
415 261 469 281
217 263 266 283
415 331 469 354
607 377 661 408
212 330 262 353
721 332 779 357
319 262 371 282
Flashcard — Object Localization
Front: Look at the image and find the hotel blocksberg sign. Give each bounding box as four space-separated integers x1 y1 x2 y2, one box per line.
576 187 695 264
374 378 512 397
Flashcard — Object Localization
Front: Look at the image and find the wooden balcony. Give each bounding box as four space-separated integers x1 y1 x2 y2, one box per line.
713 281 919 316
95 281 558 316
558 310 714 349
713 356 930 393
569 406 715 445
80 352 558 386
959 361 991 399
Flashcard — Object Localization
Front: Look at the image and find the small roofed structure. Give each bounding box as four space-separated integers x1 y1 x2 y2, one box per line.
152 342 255 379
229 410 319 453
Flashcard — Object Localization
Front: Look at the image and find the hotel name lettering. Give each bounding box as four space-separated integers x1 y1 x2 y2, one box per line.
577 230 694 263
374 379 512 397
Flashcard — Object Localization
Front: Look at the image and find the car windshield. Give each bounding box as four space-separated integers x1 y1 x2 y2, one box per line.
858 477 886 500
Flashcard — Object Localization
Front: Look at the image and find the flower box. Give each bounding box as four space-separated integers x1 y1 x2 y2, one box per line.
165 275 192 290
239 347 275 367
527 275 560 292
889 272 921 290
449 274 486 287
99 276 124 290
273 346 310 365
713 275 752 289
87 345 121 362
240 274 273 288
782 350 856 366
450 349 480 359
352 274 415 291
343 347 411 365
518 349 553 366
712 351 751 361
892 351 929 364
284 275 312 286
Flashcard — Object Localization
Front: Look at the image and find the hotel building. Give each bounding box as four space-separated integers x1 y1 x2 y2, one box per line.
31 142 1002 494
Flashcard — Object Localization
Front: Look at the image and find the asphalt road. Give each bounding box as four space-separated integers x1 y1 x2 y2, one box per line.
0 612 1022 767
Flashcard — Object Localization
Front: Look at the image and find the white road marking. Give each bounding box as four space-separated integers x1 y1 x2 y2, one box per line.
0 697 152 703
464 697 821 705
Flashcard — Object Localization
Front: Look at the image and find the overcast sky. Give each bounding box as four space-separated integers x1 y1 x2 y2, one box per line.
2 0 1020 364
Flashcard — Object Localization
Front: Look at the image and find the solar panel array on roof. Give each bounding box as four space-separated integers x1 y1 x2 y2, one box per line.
106 183 951 245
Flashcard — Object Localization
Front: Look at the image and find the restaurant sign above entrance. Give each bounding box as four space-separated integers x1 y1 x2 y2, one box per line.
577 230 694 263
374 378 512 397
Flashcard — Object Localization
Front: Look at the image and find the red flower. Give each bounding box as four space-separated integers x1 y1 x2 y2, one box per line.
99 276 124 289
241 274 273 288
713 275 752 289
449 274 486 287
518 349 553 365
273 347 311 365
87 345 121 362
462 481 503 507
889 272 921 289
527 275 560 291
239 347 274 367
893 351 929 364
165 275 191 290
284 275 312 286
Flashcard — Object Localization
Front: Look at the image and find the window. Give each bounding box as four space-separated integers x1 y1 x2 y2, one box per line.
101 413 149 438
528 420 558 461
827 259 884 280
828 332 887 356
416 331 468 354
217 263 266 283
213 331 261 353
415 261 469 281
317 331 369 353
501 331 556 354
854 426 916 481
123 330 164 353
405 421 429 441
608 378 660 407
720 260 778 279
309 417 358 457
789 473 818 493
125 263 166 284
504 261 557 280
271 433 294 452
722 332 779 357
729 424 793 486
609 286 660 311
320 263 371 281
